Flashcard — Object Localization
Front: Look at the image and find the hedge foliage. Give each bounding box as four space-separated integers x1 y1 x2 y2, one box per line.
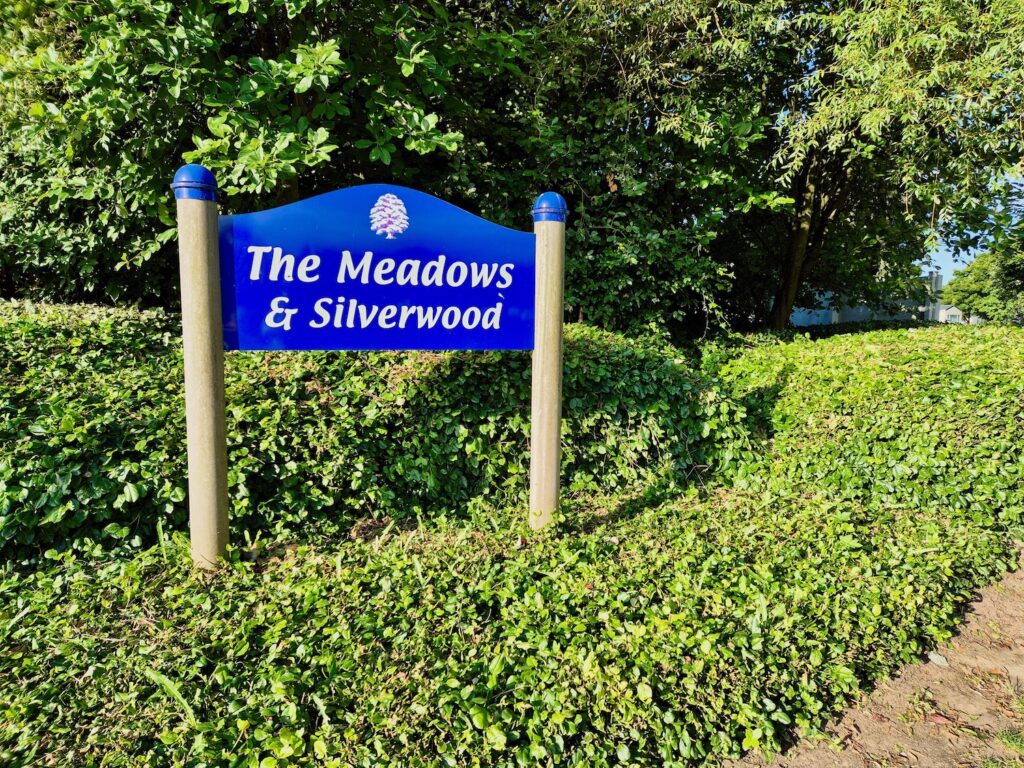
0 301 743 557
1 307 1023 766
2 495 1016 768
719 325 1024 529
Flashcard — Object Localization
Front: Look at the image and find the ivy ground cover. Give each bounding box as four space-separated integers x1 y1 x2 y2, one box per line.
0 301 742 558
1 304 1023 767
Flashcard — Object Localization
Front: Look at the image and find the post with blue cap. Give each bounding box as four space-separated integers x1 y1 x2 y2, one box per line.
171 164 229 568
530 192 568 530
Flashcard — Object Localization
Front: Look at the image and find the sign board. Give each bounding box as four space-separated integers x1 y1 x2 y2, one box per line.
218 185 536 351
172 164 567 567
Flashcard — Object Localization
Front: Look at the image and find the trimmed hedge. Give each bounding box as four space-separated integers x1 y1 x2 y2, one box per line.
0 486 1017 766
719 326 1024 529
1 309 1023 766
0 301 744 556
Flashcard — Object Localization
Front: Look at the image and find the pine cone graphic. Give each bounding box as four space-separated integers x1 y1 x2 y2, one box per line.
369 194 409 239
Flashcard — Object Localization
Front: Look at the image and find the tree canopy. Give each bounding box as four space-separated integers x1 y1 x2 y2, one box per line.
1 0 1022 334
583 0 1024 327
943 230 1024 325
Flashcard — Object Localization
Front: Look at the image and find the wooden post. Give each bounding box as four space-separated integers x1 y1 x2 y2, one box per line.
171 164 229 568
529 192 568 530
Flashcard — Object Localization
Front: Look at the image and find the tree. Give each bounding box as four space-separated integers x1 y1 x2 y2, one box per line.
944 245 1024 325
3 1 1023 338
943 253 1002 321
0 0 514 301
582 0 1024 328
0 1 738 337
0 0 749 338
370 194 409 239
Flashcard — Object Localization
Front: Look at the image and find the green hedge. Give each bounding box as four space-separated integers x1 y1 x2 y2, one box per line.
0 485 1017 767
718 326 1024 529
0 301 743 556
2 308 1023 766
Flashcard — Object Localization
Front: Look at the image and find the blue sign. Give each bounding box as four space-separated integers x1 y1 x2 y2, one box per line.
214 181 537 351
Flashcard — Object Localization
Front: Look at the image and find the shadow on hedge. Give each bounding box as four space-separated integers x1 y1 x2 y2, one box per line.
3 313 759 558
227 324 744 540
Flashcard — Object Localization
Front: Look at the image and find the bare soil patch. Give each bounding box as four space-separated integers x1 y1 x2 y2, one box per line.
732 553 1024 768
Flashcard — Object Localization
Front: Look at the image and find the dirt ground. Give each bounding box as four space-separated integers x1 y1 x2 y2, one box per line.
731 554 1024 768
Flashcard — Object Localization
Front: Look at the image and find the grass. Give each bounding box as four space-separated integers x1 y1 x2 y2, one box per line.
999 730 1024 755
995 689 1024 757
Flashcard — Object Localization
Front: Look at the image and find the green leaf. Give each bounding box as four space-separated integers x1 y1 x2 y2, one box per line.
485 724 507 751
143 668 197 727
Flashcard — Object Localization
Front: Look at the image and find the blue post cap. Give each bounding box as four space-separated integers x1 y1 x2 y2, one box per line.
171 164 218 201
533 191 568 223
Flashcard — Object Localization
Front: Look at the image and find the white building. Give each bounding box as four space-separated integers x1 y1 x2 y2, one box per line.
922 271 983 325
791 271 983 327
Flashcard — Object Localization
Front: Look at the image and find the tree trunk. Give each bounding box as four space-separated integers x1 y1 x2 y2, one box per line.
767 155 818 330
766 155 855 330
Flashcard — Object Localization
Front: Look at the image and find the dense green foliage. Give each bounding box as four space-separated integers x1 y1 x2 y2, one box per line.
941 178 1023 325
0 301 741 557
0 0 510 297
943 245 1024 325
0 0 734 335
718 326 1024 524
3 1 1022 332
2 495 1015 768
2 305 1023 766
584 0 1024 327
